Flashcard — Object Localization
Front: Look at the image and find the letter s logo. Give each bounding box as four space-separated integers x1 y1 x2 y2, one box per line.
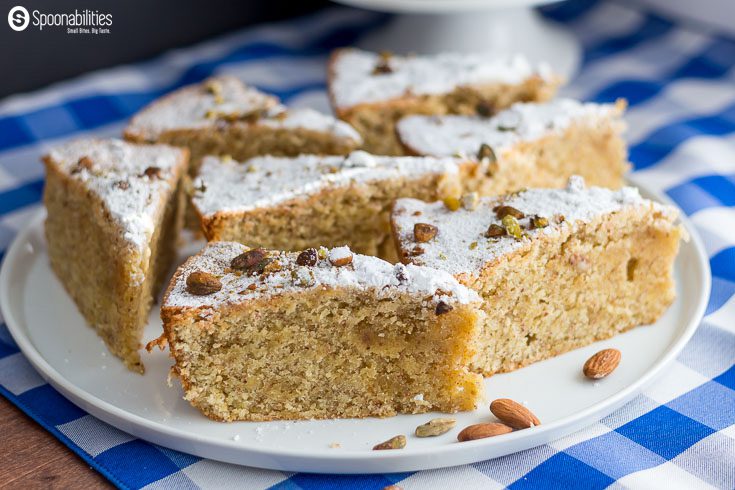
8 6 29 31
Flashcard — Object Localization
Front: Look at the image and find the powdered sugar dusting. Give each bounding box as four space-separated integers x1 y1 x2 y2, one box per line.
392 177 675 276
260 107 361 144
127 76 359 145
46 138 185 253
397 98 624 158
191 152 461 218
163 242 480 310
330 49 554 109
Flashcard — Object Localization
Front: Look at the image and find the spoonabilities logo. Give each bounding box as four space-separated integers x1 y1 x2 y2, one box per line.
8 6 29 31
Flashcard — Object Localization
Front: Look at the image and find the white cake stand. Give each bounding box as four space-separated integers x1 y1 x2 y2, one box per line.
334 0 581 78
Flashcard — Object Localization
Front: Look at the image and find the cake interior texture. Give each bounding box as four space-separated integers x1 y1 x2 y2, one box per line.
200 173 457 260
44 163 184 373
468 208 681 374
153 126 359 175
164 287 482 421
454 208 679 375
337 80 558 156
454 118 628 196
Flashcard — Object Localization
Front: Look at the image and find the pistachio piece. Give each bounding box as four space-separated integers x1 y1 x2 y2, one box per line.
485 224 506 238
373 435 406 450
296 248 318 266
143 166 162 179
475 101 494 118
502 215 523 240
530 215 549 229
443 196 461 211
372 51 393 75
477 143 496 163
231 249 270 274
415 418 456 437
495 205 525 219
413 223 438 243
435 301 453 315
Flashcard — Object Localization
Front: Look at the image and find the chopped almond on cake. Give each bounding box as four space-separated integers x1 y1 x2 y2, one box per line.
328 48 562 155
397 98 629 194
190 151 464 260
125 75 362 173
391 176 683 375
159 242 484 421
43 138 188 373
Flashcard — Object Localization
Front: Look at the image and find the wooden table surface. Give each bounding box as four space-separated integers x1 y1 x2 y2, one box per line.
0 396 111 489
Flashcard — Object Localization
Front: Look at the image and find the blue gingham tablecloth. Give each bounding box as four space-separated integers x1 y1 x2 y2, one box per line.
0 1 734 488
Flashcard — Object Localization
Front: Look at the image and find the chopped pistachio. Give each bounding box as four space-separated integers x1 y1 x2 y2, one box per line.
477 143 496 163
443 196 461 211
469 241 478 250
485 223 506 238
414 223 438 243
475 100 494 118
530 215 549 229
502 215 523 240
495 205 525 220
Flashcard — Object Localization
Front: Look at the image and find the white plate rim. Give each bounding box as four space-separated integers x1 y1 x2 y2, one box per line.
0 179 712 473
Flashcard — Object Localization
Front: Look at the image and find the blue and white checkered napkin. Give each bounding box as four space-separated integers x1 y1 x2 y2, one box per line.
0 0 734 488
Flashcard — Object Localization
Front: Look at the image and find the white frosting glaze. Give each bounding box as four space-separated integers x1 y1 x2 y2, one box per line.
392 177 676 276
46 138 185 254
330 48 554 109
163 241 480 310
191 151 461 218
127 76 360 144
397 98 623 158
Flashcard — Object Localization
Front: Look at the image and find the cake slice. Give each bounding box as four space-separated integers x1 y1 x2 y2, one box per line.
159 242 484 421
397 98 629 194
328 48 562 155
125 75 361 173
190 151 463 259
43 138 188 373
391 177 683 375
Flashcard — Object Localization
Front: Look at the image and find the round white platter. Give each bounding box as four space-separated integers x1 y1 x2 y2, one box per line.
0 181 711 474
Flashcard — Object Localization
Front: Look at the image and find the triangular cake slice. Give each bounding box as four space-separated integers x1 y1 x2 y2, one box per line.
43 138 188 372
391 177 683 375
328 48 561 155
190 151 464 259
125 75 362 173
159 242 484 421
397 98 629 194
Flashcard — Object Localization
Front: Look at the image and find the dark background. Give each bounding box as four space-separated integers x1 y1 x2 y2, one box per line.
0 0 329 99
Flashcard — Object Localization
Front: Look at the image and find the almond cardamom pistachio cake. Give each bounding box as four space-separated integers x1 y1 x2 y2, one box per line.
391 177 683 375
43 138 188 373
159 241 484 421
397 98 629 195
328 48 562 155
190 151 463 259
124 75 361 173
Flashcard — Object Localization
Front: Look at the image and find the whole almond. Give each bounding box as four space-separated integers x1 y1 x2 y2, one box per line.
583 348 621 379
457 423 513 442
490 399 541 429
415 418 456 437
373 435 406 450
186 271 221 296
